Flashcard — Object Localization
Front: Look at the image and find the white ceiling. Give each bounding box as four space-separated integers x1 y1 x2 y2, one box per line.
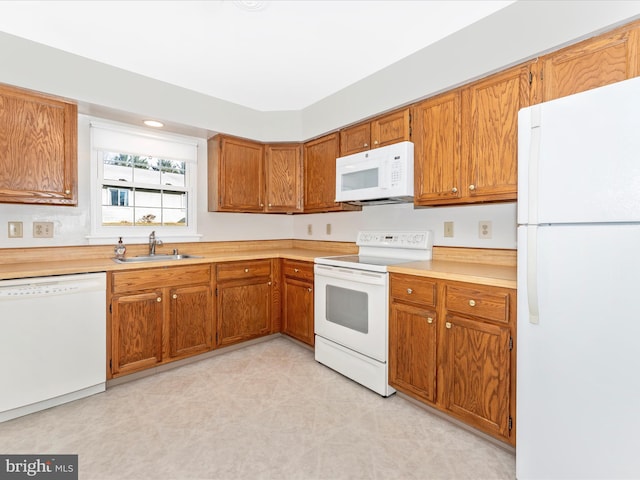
0 0 515 112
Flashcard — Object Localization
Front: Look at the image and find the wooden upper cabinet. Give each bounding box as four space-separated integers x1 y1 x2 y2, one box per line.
412 91 462 205
339 108 410 156
303 132 360 213
208 134 265 212
540 22 640 102
461 63 532 202
265 143 303 213
0 84 77 206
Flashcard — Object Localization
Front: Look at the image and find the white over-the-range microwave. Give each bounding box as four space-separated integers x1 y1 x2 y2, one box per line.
334 141 414 205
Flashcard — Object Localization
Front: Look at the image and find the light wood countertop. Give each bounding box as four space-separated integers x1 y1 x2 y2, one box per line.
388 260 516 289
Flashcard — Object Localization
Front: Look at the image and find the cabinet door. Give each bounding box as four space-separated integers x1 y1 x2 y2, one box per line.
0 84 77 205
371 108 410 149
340 122 371 156
282 277 314 346
389 302 437 403
217 279 271 347
168 284 213 360
412 91 462 205
541 24 640 102
442 313 511 439
264 143 303 212
214 136 264 212
111 291 163 376
462 63 530 202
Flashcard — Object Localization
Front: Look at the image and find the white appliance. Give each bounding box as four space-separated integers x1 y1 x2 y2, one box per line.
517 77 640 478
314 231 432 396
335 141 414 205
0 273 106 422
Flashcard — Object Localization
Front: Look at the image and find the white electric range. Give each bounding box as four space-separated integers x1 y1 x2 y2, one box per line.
314 231 433 396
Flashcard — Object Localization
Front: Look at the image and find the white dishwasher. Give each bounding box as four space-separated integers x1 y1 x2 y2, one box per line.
0 272 106 423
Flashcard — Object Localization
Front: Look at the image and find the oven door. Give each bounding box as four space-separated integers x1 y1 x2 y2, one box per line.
314 264 388 362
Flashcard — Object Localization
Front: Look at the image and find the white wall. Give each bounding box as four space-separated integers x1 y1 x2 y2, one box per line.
292 202 517 249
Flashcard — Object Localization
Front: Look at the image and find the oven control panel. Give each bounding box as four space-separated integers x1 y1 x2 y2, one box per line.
356 231 432 250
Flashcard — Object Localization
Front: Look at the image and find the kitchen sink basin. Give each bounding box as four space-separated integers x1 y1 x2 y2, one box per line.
113 254 202 263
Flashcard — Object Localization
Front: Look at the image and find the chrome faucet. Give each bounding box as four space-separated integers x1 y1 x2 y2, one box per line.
149 231 162 255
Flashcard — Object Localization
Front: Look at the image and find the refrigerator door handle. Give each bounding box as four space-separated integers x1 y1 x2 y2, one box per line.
528 105 542 225
527 226 540 324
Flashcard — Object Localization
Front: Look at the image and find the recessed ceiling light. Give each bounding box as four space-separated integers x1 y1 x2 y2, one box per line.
143 120 164 128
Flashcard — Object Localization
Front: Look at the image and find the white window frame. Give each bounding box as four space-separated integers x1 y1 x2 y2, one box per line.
89 119 200 243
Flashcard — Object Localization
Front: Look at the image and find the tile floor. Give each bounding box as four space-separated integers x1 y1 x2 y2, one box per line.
0 337 515 479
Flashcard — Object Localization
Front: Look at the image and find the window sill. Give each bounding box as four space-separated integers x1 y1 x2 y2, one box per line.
86 233 203 245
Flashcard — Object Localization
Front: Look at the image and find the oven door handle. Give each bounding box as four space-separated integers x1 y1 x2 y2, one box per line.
314 265 388 286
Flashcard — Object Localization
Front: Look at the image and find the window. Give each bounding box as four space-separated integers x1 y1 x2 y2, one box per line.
90 121 199 241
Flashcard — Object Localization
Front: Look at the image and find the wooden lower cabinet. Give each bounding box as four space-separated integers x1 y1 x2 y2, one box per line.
281 259 314 346
389 273 516 445
215 260 273 347
108 265 213 378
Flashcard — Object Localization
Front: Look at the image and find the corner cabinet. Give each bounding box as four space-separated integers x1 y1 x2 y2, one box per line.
389 273 516 445
281 259 314 346
215 259 275 347
108 265 214 378
303 133 361 213
265 143 303 213
0 84 77 206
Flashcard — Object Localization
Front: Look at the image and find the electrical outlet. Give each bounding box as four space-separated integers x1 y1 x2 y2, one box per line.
326 223 332 235
444 221 454 238
33 221 54 238
478 221 492 239
8 221 23 238
307 224 312 235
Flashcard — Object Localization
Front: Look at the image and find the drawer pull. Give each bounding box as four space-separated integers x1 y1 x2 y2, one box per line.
172 294 178 299
294 268 299 273
157 297 162 303
308 287 313 293
427 317 433 324
469 184 476 191
407 288 413 294
244 268 249 273
469 299 476 307
445 322 452 329
451 187 458 194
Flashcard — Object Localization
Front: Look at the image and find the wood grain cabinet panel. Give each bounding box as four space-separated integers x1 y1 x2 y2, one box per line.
339 108 410 156
442 313 511 439
282 260 314 346
265 143 303 212
0 84 77 205
540 22 640 102
215 260 273 347
303 132 360 213
412 91 462 204
108 265 214 378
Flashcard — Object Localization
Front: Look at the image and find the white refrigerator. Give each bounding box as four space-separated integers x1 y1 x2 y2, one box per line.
517 76 640 479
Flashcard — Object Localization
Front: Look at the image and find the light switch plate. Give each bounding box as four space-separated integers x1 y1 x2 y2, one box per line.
8 221 23 238
444 221 454 238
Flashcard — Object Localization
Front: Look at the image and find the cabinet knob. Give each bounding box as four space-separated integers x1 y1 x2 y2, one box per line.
308 287 313 293
244 268 249 273
157 297 162 303
363 143 369 147
451 187 458 194
172 294 178 299
427 317 434 324
268 281 272 286
446 322 452 329
294 268 299 273
64 189 71 195
469 299 476 307
373 140 379 145
469 184 476 191
260 203 264 207
268 203 272 207
407 288 413 294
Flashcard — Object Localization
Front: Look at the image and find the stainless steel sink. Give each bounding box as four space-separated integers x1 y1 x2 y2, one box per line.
113 254 202 263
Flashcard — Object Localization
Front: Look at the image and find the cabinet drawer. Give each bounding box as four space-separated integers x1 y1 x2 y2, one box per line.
112 265 211 294
390 274 437 307
282 259 314 282
445 285 509 323
216 259 272 282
